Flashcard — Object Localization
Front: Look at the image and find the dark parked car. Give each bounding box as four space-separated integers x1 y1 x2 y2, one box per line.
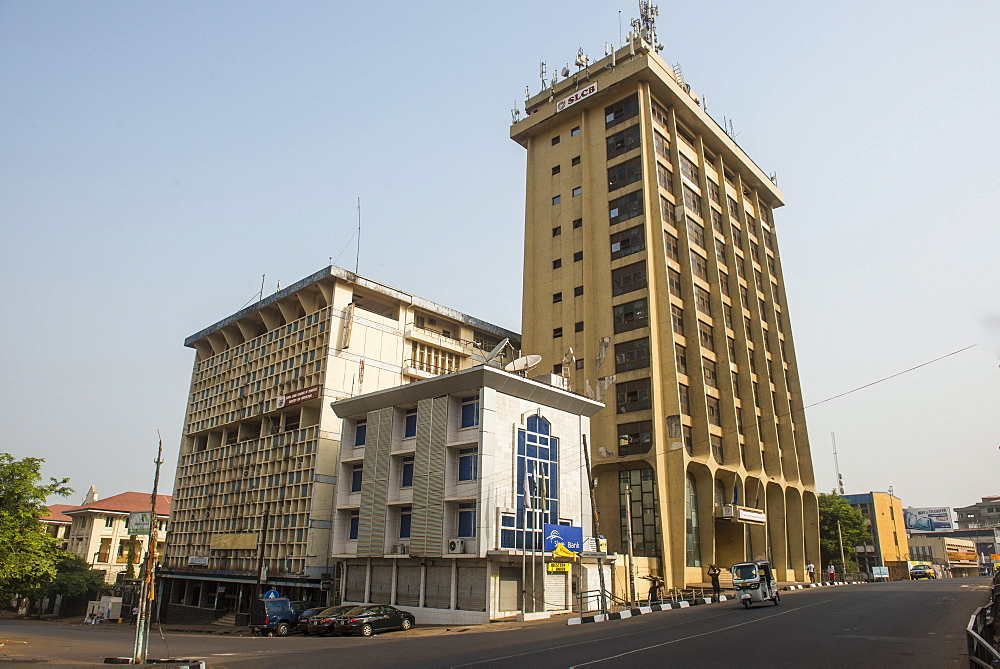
329 605 415 637
301 605 355 636
249 598 316 636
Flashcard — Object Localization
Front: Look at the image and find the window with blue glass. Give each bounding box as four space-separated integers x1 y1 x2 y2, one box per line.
399 506 412 539
348 510 359 540
403 409 417 438
400 456 414 488
460 396 479 428
354 419 367 447
351 464 363 492
501 415 559 550
457 502 477 537
458 447 478 482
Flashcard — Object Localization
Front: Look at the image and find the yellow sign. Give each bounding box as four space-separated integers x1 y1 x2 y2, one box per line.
547 562 571 573
553 543 579 560
209 533 259 550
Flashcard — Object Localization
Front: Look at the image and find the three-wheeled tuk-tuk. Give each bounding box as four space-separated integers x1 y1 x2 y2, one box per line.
730 560 780 609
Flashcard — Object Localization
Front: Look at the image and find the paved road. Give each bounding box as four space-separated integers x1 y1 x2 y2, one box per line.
0 578 989 667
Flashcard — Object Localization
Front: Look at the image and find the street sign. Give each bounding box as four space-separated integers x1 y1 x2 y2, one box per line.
263 589 280 599
579 552 607 559
128 512 153 536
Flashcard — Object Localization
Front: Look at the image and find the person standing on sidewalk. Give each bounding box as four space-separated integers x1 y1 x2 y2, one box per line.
827 563 836 583
806 562 815 583
708 564 722 599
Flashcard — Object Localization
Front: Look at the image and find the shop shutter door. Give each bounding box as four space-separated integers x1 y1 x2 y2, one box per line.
456 563 487 611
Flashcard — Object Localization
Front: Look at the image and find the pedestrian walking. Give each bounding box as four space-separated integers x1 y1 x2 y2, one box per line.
708 563 722 599
827 563 836 583
806 562 815 583
131 606 139 625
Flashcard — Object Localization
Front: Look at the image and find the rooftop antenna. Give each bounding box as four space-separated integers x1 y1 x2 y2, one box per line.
539 60 547 91
355 197 361 274
259 274 265 302
511 103 521 124
832 432 845 495
632 1 662 50
618 10 623 47
574 48 589 69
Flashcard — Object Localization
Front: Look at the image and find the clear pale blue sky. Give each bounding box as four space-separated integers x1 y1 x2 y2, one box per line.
2 1 997 511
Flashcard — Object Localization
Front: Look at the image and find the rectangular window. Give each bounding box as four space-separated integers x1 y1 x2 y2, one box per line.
605 93 639 128
608 157 643 192
552 165 561 175
354 420 367 447
615 337 650 373
552 195 561 205
664 232 680 262
572 217 583 229
611 260 647 296
698 321 715 351
553 258 562 269
704 358 718 388
719 271 730 297
460 395 479 428
679 384 691 415
349 510 360 540
731 223 744 250
572 155 581 166
607 124 641 160
683 425 694 456
687 218 706 248
573 251 583 262
676 123 696 148
724 306 734 330
572 186 582 197
616 377 652 413
680 154 699 182
571 126 580 136
705 397 722 427
553 292 562 303
457 502 477 538
654 131 670 159
574 285 584 297
671 305 685 333
610 225 645 260
552 135 560 145
400 456 414 488
707 180 721 205
657 162 674 194
553 327 562 338
351 464 363 492
691 252 709 281
608 190 643 225
711 208 725 235
728 196 740 220
404 409 417 438
613 298 649 333
695 286 711 315
618 420 653 456
458 447 479 482
552 225 561 236
575 321 584 332
675 343 688 375
399 507 412 539
668 267 683 296
683 185 702 215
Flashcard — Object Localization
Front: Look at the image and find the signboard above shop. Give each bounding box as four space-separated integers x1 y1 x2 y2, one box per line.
555 82 598 113
543 524 583 552
276 385 321 409
719 505 766 525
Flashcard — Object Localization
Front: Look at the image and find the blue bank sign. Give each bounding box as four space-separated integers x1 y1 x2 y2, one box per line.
543 524 583 552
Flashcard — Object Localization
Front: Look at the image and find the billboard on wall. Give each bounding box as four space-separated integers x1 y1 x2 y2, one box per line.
904 507 953 532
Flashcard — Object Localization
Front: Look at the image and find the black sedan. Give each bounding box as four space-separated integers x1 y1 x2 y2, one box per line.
302 605 357 636
327 605 415 637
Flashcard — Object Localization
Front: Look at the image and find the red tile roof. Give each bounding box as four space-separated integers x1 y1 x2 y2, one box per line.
41 504 75 523
63 492 171 516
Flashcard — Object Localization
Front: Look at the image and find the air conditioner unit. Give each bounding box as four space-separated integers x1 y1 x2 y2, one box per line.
392 544 408 555
448 539 465 554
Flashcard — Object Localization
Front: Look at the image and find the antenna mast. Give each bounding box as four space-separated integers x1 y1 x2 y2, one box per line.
832 432 845 495
632 1 660 49
355 197 361 275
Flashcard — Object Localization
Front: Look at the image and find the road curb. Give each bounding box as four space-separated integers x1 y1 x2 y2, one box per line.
567 596 730 625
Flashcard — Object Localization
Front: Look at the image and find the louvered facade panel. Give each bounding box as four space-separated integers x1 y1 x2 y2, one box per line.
410 397 448 557
357 408 393 557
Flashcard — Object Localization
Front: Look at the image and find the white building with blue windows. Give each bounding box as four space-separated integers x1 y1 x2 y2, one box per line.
330 365 604 624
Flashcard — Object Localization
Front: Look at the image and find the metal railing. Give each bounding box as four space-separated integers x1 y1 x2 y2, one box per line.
576 587 722 615
967 569 1000 668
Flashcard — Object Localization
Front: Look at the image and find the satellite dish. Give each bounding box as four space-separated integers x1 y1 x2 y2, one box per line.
504 354 542 373
484 338 510 363
561 66 570 77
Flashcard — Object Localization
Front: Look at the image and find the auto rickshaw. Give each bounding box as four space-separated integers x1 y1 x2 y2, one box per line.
730 560 780 608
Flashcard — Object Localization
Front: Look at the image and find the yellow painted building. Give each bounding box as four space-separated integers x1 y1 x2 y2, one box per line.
510 27 818 588
844 492 909 574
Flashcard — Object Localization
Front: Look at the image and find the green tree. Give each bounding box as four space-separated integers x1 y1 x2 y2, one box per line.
818 492 872 570
27 553 105 600
0 453 73 597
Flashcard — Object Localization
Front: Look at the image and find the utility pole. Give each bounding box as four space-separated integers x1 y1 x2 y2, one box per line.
256 507 271 597
132 435 164 665
837 520 847 579
581 435 608 614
